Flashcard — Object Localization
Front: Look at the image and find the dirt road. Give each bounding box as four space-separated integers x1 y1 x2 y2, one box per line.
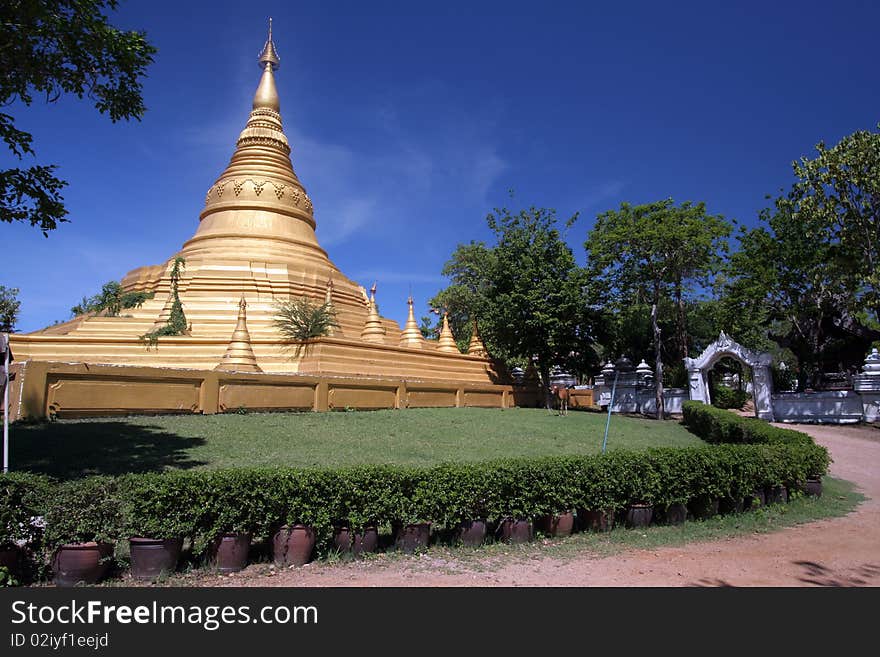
216 423 880 587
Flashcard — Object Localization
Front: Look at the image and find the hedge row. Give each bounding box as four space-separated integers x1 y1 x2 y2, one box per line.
681 401 818 448
1 422 829 560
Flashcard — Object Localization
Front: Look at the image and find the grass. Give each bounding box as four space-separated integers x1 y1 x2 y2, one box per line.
11 407 703 479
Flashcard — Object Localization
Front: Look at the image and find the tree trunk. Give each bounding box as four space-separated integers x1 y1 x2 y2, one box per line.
540 364 553 410
675 279 688 359
651 299 664 420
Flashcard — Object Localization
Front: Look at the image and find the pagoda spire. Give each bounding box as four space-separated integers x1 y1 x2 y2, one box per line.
361 283 386 343
467 318 487 356
437 312 459 353
399 296 426 348
215 296 262 372
180 20 333 275
253 18 281 111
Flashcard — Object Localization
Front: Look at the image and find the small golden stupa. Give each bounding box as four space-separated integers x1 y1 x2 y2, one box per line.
9 22 512 416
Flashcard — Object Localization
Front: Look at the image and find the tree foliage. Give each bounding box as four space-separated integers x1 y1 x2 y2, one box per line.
274 297 339 357
781 126 880 324
432 206 595 405
141 257 187 346
0 0 156 235
0 286 21 332
719 195 874 390
585 199 731 418
71 280 151 317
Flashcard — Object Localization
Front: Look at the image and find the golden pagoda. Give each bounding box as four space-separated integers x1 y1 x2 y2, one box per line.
7 22 524 419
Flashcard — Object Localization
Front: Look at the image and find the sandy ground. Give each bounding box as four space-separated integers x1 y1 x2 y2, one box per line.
207 423 880 587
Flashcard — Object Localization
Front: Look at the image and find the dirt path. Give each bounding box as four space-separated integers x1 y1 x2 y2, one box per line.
215 423 880 587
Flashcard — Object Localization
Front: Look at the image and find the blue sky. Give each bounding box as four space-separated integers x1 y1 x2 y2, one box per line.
3 0 879 332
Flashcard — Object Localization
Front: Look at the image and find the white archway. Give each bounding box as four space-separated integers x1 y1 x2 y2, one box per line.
684 332 775 421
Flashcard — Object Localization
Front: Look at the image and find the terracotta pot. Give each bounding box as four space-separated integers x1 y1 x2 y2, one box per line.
536 512 575 537
52 542 113 587
498 519 533 543
273 525 315 567
333 526 379 556
689 496 720 520
745 488 766 510
456 520 488 547
805 478 823 498
210 533 251 573
625 504 653 528
0 545 19 571
394 523 431 553
579 508 614 532
129 537 182 580
665 503 687 525
766 485 789 505
719 496 745 515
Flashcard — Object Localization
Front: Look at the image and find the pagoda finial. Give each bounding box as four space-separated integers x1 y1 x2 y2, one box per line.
253 20 281 111
258 18 280 70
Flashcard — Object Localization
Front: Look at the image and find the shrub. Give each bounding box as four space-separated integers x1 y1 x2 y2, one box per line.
118 472 203 541
711 385 749 410
42 477 122 549
0 473 52 548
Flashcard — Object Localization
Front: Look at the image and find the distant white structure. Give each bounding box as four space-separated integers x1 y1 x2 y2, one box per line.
594 336 879 424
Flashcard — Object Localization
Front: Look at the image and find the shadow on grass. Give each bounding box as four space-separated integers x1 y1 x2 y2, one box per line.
10 421 208 480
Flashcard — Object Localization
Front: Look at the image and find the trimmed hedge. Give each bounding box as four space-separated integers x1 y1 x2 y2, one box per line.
683 401 818 447
0 404 830 579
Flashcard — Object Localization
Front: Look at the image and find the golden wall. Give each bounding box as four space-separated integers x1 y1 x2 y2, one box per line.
6 361 543 421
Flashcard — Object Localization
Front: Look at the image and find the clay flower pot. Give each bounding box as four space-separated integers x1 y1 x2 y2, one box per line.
129 537 183 580
665 503 687 525
579 508 615 532
689 496 720 520
765 485 789 505
333 526 379 557
52 542 113 587
210 533 251 573
456 519 488 547
0 544 19 572
745 488 766 510
273 525 316 567
625 503 653 528
536 512 575 537
719 496 745 515
498 518 533 543
394 523 431 553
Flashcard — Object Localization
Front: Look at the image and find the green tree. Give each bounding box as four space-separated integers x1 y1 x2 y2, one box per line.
781 126 880 324
585 199 731 419
430 241 496 352
0 0 156 235
432 206 595 406
719 200 873 390
0 286 21 332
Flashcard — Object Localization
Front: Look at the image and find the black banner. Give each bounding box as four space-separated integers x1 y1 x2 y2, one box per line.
0 586 869 652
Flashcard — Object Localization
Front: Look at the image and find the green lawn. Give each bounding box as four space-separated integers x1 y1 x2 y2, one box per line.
11 407 703 479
